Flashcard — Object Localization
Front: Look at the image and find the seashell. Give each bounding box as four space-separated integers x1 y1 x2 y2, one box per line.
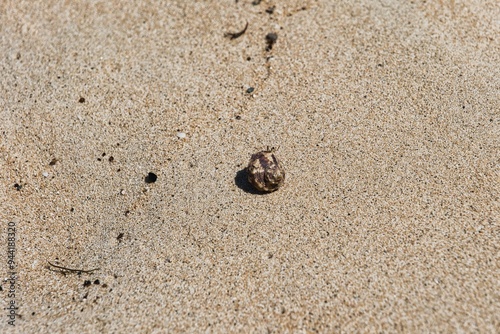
246 147 285 192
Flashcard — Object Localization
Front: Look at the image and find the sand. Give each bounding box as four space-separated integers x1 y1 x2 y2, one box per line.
1 0 499 332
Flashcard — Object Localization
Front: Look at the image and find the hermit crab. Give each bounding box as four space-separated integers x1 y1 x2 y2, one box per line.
246 147 285 192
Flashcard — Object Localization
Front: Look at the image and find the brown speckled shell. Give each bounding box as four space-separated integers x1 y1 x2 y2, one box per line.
247 150 285 192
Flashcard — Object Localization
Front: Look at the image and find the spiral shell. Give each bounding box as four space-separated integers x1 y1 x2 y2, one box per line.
246 148 285 192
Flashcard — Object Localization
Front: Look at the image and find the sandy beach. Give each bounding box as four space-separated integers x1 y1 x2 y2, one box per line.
1 0 499 332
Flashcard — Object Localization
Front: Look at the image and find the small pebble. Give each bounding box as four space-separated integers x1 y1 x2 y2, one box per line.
145 172 157 184
266 6 276 14
247 148 285 192
246 87 255 94
265 32 278 51
177 132 186 139
42 172 49 177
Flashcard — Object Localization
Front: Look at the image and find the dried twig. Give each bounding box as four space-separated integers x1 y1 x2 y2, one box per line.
47 261 100 274
224 22 248 40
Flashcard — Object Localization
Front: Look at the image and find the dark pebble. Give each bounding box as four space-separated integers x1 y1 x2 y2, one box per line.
145 172 157 183
265 33 278 51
